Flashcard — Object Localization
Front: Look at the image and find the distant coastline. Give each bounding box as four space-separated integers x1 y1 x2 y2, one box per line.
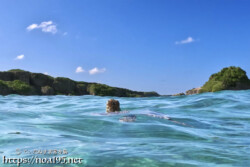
0 69 159 97
173 66 250 96
1 66 250 97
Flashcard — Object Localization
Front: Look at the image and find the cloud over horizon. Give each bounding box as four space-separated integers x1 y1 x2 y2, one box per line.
175 37 195 45
89 67 106 75
27 21 57 34
75 66 85 73
15 54 24 60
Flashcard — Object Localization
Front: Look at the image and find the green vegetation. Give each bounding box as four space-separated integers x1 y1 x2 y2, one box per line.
8 69 28 72
77 83 87 89
0 81 11 95
0 69 159 96
53 77 76 95
5 80 32 94
87 84 117 96
55 77 75 82
0 80 9 89
200 66 250 93
76 82 88 95
143 91 160 97
86 83 158 97
2 67 250 96
0 80 32 94
0 80 6 87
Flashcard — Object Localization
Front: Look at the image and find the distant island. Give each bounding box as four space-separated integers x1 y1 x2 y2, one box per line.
1 67 250 97
0 69 159 97
184 66 250 95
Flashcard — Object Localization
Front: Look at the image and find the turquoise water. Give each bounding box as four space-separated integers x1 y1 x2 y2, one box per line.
0 90 250 167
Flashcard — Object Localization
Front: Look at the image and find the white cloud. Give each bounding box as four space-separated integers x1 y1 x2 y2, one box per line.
89 67 106 75
15 54 24 60
26 21 57 34
175 37 195 45
27 24 38 30
43 72 49 75
75 66 85 73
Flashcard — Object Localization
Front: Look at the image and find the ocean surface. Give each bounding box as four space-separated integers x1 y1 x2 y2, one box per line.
0 90 250 167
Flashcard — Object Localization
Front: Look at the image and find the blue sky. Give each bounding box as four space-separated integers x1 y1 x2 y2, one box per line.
0 0 250 95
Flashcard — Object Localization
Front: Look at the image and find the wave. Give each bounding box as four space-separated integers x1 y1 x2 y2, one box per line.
0 90 250 166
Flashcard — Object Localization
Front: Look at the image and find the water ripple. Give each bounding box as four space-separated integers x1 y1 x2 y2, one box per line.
0 90 250 166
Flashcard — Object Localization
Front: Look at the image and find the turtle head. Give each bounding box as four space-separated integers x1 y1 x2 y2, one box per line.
106 99 121 113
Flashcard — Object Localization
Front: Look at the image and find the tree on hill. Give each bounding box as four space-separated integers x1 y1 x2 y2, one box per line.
200 66 250 93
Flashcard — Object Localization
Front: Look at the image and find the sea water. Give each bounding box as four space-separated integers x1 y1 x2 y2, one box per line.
0 90 249 167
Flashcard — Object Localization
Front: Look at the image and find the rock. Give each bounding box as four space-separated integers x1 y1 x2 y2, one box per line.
75 82 88 95
30 73 54 87
0 81 12 95
0 72 14 81
0 71 30 84
53 77 76 94
41 86 55 95
106 99 121 113
12 72 30 84
173 93 185 96
186 88 201 95
233 82 250 90
200 66 250 93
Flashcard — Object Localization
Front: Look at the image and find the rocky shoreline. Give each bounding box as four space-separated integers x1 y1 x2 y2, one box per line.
173 66 250 96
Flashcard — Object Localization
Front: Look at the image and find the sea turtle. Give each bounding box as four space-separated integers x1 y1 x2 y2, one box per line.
119 115 137 122
105 99 189 126
106 99 121 113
